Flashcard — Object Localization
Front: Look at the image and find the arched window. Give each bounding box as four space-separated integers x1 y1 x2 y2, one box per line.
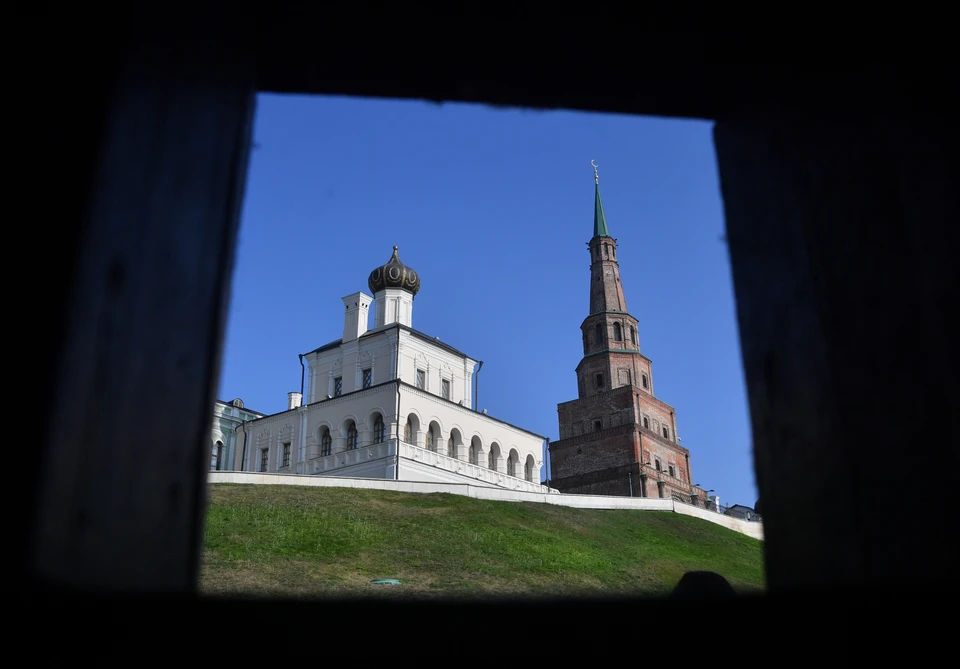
470 443 479 465
488 448 497 470
613 323 622 341
321 429 332 456
525 455 535 482
347 423 358 450
595 323 603 345
630 326 637 345
507 450 519 478
447 437 455 457
426 428 435 451
404 419 412 443
374 415 385 443
215 441 224 470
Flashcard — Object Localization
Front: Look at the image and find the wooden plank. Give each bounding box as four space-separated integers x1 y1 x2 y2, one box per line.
714 118 956 590
30 11 256 592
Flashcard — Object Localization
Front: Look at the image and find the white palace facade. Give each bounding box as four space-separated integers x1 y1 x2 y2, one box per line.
229 246 552 494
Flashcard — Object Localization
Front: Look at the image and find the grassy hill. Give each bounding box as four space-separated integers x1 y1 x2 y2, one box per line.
201 483 765 599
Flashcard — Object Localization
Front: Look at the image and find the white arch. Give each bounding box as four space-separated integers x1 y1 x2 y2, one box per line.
366 406 389 428
469 435 484 465
506 448 521 478
403 412 421 446
338 414 360 437
313 421 333 443
426 420 442 452
448 427 463 459
524 453 537 482
488 442 502 472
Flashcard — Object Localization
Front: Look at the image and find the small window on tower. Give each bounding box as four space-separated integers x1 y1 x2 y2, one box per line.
595 323 603 344
663 426 670 439
642 373 649 389
594 420 602 432
668 464 676 478
595 373 604 388
643 416 650 429
655 458 662 472
441 379 450 400
631 326 637 345
613 323 622 341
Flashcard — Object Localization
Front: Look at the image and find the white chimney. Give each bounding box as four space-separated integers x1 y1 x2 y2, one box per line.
287 392 302 410
342 291 372 342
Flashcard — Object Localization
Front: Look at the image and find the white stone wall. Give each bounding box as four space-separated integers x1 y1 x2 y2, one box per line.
397 328 475 409
207 471 764 540
398 385 544 483
305 328 397 403
235 382 547 484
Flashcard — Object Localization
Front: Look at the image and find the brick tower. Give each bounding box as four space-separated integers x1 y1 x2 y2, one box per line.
548 162 708 503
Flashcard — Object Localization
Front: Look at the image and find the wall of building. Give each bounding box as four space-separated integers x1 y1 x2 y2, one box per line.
211 401 263 471
550 423 637 480
399 384 544 482
396 329 475 409
207 471 764 540
235 381 546 483
306 328 397 403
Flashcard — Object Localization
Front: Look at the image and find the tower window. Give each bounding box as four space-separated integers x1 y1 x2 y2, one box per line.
668 464 676 478
334 377 343 396
631 326 637 345
655 458 662 472
643 416 650 429
416 369 425 389
595 373 604 388
613 323 622 341
642 373 649 389
441 379 450 400
594 420 602 432
362 368 372 388
662 426 670 439
595 323 603 344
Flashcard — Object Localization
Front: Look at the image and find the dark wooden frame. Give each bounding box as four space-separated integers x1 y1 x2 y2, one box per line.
23 4 955 654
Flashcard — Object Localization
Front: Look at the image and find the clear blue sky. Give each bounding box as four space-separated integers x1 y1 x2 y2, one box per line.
217 93 759 509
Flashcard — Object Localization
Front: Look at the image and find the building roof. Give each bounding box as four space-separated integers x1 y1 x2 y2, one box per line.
303 323 474 361
593 182 610 238
214 398 266 417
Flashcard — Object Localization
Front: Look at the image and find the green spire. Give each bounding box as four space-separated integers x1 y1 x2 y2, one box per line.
594 183 610 238
591 159 610 238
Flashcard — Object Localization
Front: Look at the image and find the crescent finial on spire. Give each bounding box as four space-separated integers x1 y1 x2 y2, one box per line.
591 159 599 184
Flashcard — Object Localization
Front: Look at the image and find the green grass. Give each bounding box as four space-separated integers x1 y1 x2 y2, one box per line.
201 484 765 600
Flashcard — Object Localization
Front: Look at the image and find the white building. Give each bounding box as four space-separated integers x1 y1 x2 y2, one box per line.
231 246 552 493
210 398 264 471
